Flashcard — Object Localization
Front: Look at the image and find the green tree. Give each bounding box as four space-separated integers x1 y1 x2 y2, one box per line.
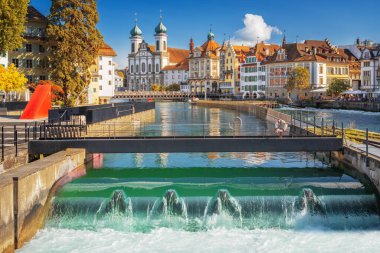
0 0 29 52
327 79 349 97
285 67 311 92
47 0 103 106
166 84 180 91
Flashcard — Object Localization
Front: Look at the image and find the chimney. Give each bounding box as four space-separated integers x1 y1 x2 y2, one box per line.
189 38 194 53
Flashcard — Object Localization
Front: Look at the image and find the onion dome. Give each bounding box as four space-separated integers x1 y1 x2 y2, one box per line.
130 23 142 36
155 19 167 34
208 31 215 41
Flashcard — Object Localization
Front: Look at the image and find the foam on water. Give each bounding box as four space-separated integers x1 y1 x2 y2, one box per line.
18 227 380 253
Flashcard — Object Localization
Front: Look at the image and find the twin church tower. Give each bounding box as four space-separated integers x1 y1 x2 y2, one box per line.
128 16 189 91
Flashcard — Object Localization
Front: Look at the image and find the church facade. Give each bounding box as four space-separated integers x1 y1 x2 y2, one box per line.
127 18 189 91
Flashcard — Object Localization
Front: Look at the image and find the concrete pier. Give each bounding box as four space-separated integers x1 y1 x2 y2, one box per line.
0 149 86 253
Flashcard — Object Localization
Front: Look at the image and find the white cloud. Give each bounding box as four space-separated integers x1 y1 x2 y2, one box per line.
231 14 281 46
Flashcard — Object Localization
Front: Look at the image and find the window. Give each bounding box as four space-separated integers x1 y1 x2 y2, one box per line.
109 61 112 65
109 70 112 75
156 63 159 73
12 59 19 67
26 60 33 68
93 88 96 92
40 76 46 81
148 64 152 72
99 85 103 90
99 65 103 70
132 43 135 53
39 45 45 53
26 44 32 52
26 76 33 83
130 65 134 73
319 65 323 74
99 75 103 80
364 62 370 67
156 40 160 51
142 63 146 73
136 64 139 72
99 56 103 61
163 41 167 51
109 81 112 85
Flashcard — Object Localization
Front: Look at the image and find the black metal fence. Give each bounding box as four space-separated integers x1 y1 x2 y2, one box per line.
0 102 28 111
48 102 155 124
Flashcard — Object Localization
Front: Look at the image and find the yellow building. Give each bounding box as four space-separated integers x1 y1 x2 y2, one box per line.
220 42 250 94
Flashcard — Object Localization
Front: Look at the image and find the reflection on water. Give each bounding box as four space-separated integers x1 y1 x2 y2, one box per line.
18 103 380 253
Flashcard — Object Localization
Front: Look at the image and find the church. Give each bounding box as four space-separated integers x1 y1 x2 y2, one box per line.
127 17 189 91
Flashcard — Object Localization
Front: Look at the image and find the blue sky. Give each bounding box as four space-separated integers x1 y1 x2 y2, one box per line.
30 0 380 68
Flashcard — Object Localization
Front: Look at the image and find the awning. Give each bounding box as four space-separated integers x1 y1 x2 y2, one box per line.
341 90 368 95
311 88 327 93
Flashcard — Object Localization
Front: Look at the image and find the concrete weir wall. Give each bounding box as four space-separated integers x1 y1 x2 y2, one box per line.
0 149 86 253
329 147 380 194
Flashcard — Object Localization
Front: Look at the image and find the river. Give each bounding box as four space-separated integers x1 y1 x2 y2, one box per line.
18 103 380 253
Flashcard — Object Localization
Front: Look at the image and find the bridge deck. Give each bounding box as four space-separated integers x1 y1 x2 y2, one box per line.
29 136 343 154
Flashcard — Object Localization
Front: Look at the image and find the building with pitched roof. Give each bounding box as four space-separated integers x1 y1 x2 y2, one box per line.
360 47 380 94
240 42 280 98
264 38 350 99
161 58 189 87
219 42 250 94
188 32 221 94
8 6 50 85
88 43 117 104
127 17 189 91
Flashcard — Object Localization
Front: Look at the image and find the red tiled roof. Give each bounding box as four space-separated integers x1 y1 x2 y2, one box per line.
162 58 189 71
265 40 349 65
98 43 117 57
147 46 190 64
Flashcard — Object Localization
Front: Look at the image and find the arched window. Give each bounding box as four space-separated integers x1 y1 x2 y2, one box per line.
156 63 159 73
130 65 134 73
156 40 160 51
142 63 146 73
131 43 135 53
163 41 167 51
130 79 134 84
148 64 152 72
136 64 139 73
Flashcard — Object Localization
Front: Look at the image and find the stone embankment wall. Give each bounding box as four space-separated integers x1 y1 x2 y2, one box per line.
0 149 86 253
196 101 290 124
86 108 155 137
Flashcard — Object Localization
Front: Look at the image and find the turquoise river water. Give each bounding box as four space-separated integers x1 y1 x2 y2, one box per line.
19 103 380 253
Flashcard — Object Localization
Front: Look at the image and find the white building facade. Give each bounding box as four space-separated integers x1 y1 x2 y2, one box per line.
161 59 189 86
360 47 380 93
127 18 189 91
240 55 267 98
0 52 7 67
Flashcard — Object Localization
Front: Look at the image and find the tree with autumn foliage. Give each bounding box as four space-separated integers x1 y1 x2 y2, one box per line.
47 0 103 106
286 67 311 92
28 80 64 104
0 0 29 52
0 64 27 100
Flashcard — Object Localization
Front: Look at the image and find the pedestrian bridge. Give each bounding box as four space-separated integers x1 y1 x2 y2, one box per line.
27 122 343 155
